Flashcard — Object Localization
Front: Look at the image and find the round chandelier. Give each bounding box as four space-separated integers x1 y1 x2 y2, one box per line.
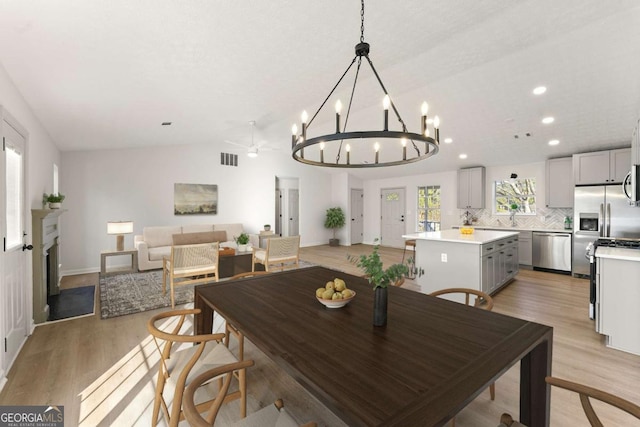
291 0 441 168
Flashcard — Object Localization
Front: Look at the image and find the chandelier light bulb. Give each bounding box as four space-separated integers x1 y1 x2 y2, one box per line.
345 144 351 152
335 100 343 114
374 142 380 152
421 102 429 116
301 110 308 124
383 95 390 110
291 124 298 135
433 116 440 129
320 142 325 150
401 138 407 147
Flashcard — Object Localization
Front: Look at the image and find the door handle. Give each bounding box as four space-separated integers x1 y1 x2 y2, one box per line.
352 218 355 221
599 203 604 237
22 244 33 251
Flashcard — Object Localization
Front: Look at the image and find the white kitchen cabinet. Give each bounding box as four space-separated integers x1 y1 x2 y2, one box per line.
518 231 532 265
457 167 485 209
545 157 573 208
573 148 631 185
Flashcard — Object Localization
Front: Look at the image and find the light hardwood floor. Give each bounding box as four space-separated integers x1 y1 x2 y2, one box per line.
1 244 639 426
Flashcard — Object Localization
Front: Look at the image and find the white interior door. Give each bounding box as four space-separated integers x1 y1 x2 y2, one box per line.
288 189 299 236
1 116 28 374
350 188 363 244
380 188 406 248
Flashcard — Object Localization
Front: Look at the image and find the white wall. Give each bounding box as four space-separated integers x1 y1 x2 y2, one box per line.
60 144 335 273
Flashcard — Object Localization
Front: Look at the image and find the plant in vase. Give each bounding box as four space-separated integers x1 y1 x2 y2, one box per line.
324 207 346 246
44 193 65 209
263 224 271 232
509 202 519 227
348 241 408 326
235 233 250 251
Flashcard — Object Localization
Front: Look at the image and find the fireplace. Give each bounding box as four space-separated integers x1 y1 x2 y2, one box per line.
32 209 64 324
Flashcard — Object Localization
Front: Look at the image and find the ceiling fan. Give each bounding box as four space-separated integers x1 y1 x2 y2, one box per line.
224 121 276 158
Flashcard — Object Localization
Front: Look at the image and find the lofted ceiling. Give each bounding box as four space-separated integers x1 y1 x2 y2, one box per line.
0 0 639 179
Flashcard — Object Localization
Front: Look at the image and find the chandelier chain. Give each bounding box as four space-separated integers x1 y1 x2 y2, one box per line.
360 0 365 43
336 56 363 164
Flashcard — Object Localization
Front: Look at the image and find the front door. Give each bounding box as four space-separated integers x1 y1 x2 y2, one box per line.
350 188 363 244
380 188 406 248
1 114 28 374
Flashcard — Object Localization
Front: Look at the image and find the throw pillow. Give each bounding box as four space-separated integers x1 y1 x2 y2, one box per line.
172 231 227 246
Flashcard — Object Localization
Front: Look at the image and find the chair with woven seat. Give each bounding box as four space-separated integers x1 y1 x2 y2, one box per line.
163 242 219 308
429 288 495 427
498 376 640 426
147 308 248 427
183 361 317 427
252 235 300 272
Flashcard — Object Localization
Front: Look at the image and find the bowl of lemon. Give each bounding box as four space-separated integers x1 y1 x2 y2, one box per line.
460 226 474 234
315 278 356 308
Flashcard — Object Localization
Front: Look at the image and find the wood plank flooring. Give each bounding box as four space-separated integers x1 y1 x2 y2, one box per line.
1 244 639 426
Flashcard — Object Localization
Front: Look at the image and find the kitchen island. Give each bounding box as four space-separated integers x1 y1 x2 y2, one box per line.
595 246 640 356
404 229 519 296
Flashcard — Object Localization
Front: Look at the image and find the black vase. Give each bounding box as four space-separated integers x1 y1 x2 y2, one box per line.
373 286 388 326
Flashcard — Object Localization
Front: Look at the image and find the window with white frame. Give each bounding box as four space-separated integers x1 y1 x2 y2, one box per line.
417 185 441 231
494 178 536 214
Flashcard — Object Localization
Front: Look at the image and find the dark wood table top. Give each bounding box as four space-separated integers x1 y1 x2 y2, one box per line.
194 266 552 426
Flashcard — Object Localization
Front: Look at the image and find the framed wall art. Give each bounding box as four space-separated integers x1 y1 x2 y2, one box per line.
174 183 218 215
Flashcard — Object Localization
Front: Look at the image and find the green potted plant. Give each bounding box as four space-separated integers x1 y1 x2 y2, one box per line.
264 224 271 232
348 241 409 326
235 233 250 251
44 192 65 209
324 207 346 246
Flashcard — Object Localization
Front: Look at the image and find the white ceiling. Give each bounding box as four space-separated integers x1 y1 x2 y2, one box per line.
1 0 639 179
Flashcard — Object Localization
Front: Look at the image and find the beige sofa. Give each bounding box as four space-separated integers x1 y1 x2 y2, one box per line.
134 223 258 271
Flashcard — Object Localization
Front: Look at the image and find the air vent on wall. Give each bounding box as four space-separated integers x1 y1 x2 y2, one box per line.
220 153 238 167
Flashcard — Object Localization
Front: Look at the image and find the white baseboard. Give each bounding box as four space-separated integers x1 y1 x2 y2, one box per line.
60 267 100 277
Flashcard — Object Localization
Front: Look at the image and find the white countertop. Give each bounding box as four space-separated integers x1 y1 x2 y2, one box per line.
453 225 573 233
404 229 519 245
595 247 640 261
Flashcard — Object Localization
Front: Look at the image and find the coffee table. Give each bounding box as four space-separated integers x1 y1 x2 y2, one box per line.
218 249 263 278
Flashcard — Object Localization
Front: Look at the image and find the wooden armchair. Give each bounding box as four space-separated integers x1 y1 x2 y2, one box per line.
499 376 640 426
147 308 248 427
183 361 317 427
429 288 495 427
252 235 300 272
163 242 219 308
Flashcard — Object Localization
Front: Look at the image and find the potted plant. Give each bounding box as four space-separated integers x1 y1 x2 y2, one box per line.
324 207 346 246
264 224 271 232
44 193 65 209
348 241 409 326
235 233 250 252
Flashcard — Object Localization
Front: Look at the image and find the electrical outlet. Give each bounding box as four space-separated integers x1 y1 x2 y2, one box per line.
441 253 448 262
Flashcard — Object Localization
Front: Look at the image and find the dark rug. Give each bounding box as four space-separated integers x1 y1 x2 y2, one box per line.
99 260 316 319
99 270 197 319
48 286 96 321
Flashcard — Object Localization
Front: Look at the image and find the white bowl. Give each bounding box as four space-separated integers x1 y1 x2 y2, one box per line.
316 291 356 308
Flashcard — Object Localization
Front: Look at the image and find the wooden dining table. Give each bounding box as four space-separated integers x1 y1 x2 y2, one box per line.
194 266 552 426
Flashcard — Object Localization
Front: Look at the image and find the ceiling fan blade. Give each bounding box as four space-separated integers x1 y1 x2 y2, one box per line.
224 139 248 148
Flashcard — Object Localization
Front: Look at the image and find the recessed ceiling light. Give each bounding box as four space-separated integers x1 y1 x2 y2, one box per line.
542 117 554 124
444 138 453 144
533 86 547 95
459 153 467 159
548 139 560 146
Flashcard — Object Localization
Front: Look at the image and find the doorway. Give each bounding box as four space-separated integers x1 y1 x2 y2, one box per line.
1 110 28 375
380 187 406 248
350 188 363 244
275 177 300 237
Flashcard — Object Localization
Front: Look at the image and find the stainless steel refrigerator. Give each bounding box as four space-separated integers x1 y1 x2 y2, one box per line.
573 185 640 276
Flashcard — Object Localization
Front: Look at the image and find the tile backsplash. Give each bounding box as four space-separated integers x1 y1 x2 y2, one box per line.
460 207 574 230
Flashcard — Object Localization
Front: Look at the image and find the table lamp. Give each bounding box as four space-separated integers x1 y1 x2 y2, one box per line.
107 221 133 251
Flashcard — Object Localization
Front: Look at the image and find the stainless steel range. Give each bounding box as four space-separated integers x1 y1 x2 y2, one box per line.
587 237 640 320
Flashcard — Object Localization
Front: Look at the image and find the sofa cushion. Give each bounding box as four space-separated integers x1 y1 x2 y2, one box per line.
172 231 227 246
149 246 171 261
143 226 182 248
215 223 244 241
182 224 215 234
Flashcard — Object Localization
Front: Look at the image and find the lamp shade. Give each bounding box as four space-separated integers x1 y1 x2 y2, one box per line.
107 221 133 235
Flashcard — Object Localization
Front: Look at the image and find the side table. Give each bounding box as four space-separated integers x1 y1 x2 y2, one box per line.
258 231 275 248
101 249 138 276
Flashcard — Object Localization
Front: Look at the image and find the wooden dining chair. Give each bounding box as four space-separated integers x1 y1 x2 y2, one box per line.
429 288 495 427
162 242 220 308
147 308 248 427
183 361 318 427
252 235 300 272
499 376 640 426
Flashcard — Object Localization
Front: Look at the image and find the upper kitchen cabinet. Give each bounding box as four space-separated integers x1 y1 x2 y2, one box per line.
457 167 485 209
573 148 631 185
545 157 573 208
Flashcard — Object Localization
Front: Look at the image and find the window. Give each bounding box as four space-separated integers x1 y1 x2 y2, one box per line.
494 178 536 214
417 186 441 231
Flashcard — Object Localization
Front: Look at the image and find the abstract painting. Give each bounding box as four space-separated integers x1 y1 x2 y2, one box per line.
174 183 218 215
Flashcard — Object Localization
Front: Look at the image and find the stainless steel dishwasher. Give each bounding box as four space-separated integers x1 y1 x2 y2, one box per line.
532 232 572 273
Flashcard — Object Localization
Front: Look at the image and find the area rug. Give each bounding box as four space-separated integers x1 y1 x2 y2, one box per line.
48 285 95 321
99 260 316 319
